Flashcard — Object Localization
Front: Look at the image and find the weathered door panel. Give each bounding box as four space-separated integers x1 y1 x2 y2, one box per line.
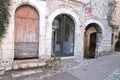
15 5 39 59
89 33 96 58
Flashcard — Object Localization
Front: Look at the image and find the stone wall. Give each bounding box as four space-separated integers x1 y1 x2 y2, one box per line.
111 0 120 26
46 0 113 56
0 0 116 70
111 0 120 49
0 0 47 70
84 0 113 55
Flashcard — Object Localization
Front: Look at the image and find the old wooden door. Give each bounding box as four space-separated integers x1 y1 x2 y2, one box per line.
14 5 39 59
89 32 96 58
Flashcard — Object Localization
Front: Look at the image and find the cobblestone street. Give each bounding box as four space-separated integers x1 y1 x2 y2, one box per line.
104 68 120 80
0 52 120 80
43 52 120 80
0 55 96 80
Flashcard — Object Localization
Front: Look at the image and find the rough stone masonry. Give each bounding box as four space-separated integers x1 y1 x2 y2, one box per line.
0 0 119 71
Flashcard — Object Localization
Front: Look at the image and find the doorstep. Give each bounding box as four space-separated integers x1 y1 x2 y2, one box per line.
13 59 46 70
11 67 43 78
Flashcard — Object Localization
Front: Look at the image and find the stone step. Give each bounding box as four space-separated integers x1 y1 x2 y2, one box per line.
12 67 43 78
0 70 5 76
0 66 5 71
0 67 6 79
13 59 46 70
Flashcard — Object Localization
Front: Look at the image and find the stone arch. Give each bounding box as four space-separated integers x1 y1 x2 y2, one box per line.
85 19 105 33
84 21 103 58
47 8 80 57
15 4 39 16
52 14 75 57
14 2 41 17
13 2 42 37
48 8 80 28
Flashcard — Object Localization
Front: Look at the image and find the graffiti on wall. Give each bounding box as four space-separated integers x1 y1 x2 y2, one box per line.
84 0 94 14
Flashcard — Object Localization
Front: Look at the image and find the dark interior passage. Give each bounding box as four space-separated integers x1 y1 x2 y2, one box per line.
84 23 101 59
52 14 75 57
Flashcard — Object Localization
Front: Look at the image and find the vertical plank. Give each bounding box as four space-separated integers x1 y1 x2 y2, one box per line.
14 5 39 59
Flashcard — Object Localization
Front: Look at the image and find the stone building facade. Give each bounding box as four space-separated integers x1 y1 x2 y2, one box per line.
111 0 120 44
0 0 118 70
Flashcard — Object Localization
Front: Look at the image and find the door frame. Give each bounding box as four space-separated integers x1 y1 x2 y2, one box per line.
52 14 75 57
84 22 103 59
48 8 81 58
14 5 39 59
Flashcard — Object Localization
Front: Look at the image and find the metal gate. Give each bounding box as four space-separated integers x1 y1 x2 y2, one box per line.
14 5 39 59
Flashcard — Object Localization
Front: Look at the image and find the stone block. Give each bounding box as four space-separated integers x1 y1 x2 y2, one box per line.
21 70 35 76
13 64 19 70
38 62 46 66
12 69 43 78
0 70 5 75
1 59 13 66
0 66 5 70
12 73 21 78
28 63 38 67
19 63 28 69
35 69 43 73
5 65 12 70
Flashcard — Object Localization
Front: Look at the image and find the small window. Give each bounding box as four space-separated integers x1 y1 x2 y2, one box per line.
111 33 114 45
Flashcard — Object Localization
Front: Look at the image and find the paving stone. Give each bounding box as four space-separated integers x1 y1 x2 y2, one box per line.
0 66 4 71
5 65 12 70
0 70 5 76
13 60 46 69
19 63 29 69
104 68 120 80
28 63 38 67
1 52 120 80
12 69 43 78
0 77 2 80
12 73 21 78
13 64 19 70
38 62 46 67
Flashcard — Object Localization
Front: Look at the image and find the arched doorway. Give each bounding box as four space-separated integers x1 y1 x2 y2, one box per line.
52 14 75 57
115 31 120 52
14 5 39 59
84 23 101 59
